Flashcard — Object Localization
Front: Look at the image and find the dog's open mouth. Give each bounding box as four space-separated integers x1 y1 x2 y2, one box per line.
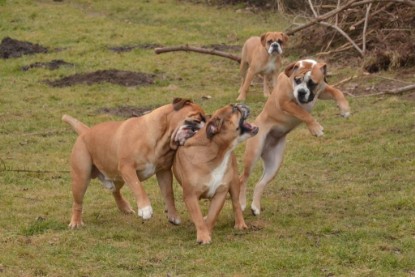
173 120 205 146
234 104 258 135
241 121 259 135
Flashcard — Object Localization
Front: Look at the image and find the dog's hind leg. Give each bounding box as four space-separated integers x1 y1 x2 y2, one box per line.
69 139 92 229
251 135 286 216
112 182 134 214
156 169 181 225
239 129 267 211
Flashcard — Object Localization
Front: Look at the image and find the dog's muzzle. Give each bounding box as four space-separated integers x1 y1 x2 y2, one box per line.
297 89 315 104
268 42 282 55
233 104 258 136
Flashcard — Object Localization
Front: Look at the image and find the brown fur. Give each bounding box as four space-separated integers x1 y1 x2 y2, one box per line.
239 60 351 215
62 98 206 228
237 32 289 101
173 104 258 244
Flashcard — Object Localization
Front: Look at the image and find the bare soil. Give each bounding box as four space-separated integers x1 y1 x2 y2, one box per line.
21 60 74 71
108 43 164 53
45 69 155 87
0 37 48 59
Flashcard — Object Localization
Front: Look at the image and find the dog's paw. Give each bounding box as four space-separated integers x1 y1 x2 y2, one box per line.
197 234 212 245
138 206 153 220
251 204 261 216
68 221 84 229
240 203 246 211
308 122 324 137
234 222 248 230
168 215 181 225
340 110 351 118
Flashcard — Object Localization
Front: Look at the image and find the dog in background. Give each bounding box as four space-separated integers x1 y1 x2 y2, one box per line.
62 98 206 228
173 104 258 244
239 59 351 215
237 31 289 101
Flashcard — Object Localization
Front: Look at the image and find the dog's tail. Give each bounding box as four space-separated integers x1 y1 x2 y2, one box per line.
62 114 89 135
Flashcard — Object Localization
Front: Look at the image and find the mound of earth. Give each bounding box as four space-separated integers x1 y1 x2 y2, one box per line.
96 106 154 118
109 43 164 53
45 69 155 87
21 59 74 71
0 37 48 59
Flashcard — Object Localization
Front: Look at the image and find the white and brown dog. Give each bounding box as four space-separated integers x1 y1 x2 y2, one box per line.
239 59 351 215
173 104 258 244
237 32 289 101
62 98 206 228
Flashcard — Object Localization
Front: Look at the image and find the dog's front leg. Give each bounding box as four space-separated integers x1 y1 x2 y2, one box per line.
237 68 256 101
119 164 153 220
281 101 324 137
319 84 351 118
204 189 228 235
156 169 181 225
229 172 247 230
183 190 211 244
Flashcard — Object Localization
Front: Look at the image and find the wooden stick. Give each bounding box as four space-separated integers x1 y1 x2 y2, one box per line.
154 45 241 64
360 84 415 97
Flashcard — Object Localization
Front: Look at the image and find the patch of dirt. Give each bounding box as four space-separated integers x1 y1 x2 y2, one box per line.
202 43 242 52
96 106 154 118
109 43 164 53
45 69 155 87
0 37 48 59
21 59 74 71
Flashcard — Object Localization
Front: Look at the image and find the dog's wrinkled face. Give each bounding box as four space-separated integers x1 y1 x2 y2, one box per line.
206 104 258 145
260 32 288 56
171 98 206 147
284 59 327 104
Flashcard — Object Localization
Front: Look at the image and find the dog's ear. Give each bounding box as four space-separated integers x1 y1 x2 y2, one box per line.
172 98 193 111
284 62 299 77
206 117 223 139
317 63 327 76
282 33 289 45
260 32 269 47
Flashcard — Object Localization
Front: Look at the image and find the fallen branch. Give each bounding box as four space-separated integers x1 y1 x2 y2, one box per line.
154 45 241 64
361 84 415 97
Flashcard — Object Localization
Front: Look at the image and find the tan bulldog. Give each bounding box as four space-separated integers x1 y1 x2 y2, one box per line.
239 59 351 215
237 31 289 101
173 104 258 244
62 98 206 228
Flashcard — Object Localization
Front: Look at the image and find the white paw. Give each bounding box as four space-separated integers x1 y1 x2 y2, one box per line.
341 111 351 118
251 204 261 216
138 206 153 220
168 216 181 225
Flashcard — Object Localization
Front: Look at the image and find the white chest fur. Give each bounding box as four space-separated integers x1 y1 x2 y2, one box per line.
206 152 231 198
263 57 278 74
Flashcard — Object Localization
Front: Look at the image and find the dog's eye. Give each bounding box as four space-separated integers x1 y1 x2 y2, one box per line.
277 39 283 45
267 40 273 44
294 77 302 85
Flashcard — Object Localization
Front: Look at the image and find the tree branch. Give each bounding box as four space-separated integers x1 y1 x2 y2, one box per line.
154 45 241 63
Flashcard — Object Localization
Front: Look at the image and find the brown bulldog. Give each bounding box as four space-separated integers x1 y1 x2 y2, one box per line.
237 31 289 101
239 59 351 215
62 98 206 228
173 104 258 244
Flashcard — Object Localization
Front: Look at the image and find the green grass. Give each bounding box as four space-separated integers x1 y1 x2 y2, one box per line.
1 0 415 276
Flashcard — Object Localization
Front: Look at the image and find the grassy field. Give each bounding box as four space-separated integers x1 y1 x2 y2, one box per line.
1 0 415 276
